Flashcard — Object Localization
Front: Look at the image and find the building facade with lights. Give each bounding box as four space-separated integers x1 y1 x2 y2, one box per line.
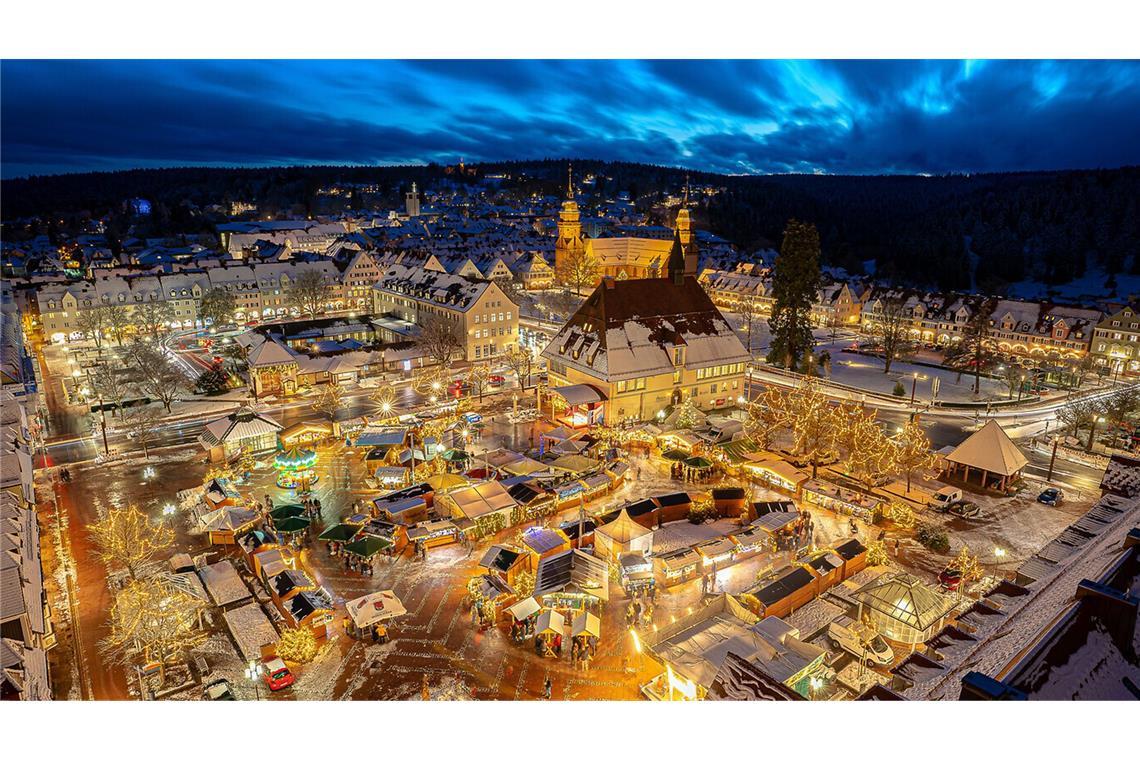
541 238 750 423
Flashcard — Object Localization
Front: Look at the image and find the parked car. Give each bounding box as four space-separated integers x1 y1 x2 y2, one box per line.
930 486 963 509
203 678 236 701
488 375 505 386
449 380 471 396
827 618 895 668
946 501 980 519
262 657 295 692
938 566 963 592
1037 487 1064 506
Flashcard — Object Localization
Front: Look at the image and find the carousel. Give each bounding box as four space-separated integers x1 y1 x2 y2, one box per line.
274 445 319 490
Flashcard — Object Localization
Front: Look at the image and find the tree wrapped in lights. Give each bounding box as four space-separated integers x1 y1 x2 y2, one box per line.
884 501 917 528
891 417 936 492
466 363 491 402
276 626 321 663
89 503 174 579
948 546 984 589
842 406 896 487
866 540 891 567
503 344 534 389
100 575 207 682
312 383 345 422
743 385 790 450
411 366 448 401
673 397 702 429
786 378 840 478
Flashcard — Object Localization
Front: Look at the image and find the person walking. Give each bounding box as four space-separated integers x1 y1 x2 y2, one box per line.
543 676 553 700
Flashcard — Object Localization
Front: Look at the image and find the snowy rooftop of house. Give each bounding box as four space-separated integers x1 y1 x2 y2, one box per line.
1101 454 1140 498
199 406 283 448
540 275 750 383
373 263 493 312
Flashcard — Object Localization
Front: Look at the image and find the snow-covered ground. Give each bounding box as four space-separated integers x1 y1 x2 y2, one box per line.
824 356 1009 403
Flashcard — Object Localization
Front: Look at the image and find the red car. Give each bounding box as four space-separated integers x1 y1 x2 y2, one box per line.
449 380 470 397
488 375 505 386
938 567 962 592
262 657 294 691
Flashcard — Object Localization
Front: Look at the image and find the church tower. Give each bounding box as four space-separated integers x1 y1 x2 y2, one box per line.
405 182 421 217
674 176 699 276
554 163 586 276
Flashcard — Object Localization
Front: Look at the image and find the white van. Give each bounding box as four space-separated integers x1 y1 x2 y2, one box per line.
930 486 962 508
704 419 743 444
827 617 895 667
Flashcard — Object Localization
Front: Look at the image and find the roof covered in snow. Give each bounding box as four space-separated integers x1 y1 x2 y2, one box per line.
540 275 750 383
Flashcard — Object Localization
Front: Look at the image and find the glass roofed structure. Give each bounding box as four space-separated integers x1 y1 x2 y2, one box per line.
853 572 956 646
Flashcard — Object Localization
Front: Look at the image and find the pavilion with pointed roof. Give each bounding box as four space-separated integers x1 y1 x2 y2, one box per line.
593 508 653 561
944 419 1029 490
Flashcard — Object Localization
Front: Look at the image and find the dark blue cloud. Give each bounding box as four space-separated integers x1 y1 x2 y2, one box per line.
1 59 1137 177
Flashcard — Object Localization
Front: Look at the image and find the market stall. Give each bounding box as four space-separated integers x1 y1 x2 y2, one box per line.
345 589 406 640
801 479 884 523
571 611 601 669
272 516 311 546
534 609 566 658
507 596 541 643
618 552 655 596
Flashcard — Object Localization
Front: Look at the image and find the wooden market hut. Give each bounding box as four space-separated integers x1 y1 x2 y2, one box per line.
740 565 821 620
712 487 748 519
943 420 1028 491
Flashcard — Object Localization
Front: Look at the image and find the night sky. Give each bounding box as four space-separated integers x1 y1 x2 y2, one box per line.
2 60 1138 178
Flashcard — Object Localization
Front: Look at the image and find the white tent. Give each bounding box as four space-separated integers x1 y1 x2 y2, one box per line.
593 509 653 561
572 611 601 639
507 596 541 622
535 609 565 636
346 590 407 629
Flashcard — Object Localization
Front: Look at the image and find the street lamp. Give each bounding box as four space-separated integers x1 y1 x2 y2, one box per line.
245 659 263 700
994 547 1006 559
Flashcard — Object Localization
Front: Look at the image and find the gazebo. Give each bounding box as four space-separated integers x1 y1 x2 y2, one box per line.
944 420 1028 491
852 572 955 648
593 509 653 562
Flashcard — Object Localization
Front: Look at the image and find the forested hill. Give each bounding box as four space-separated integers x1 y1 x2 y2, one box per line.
704 168 1140 294
3 161 1137 295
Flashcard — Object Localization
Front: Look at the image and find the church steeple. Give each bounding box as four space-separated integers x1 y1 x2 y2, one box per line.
667 229 686 285
567 162 574 200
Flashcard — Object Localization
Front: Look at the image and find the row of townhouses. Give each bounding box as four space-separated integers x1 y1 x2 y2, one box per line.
1 282 54 701
698 264 1138 374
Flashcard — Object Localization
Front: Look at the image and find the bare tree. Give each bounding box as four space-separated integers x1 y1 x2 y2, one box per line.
736 296 761 355
944 302 997 395
104 307 132 346
467 363 491 402
786 378 841 478
100 576 206 684
892 418 936 492
312 383 345 422
867 296 916 374
285 269 332 318
76 307 109 348
198 287 237 327
125 341 187 413
417 314 463 368
555 246 599 296
131 299 175 340
1055 396 1098 440
1097 387 1140 450
90 359 134 417
120 405 162 459
502 344 534 389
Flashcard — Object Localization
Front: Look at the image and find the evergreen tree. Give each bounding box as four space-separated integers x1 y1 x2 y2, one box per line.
767 220 821 372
